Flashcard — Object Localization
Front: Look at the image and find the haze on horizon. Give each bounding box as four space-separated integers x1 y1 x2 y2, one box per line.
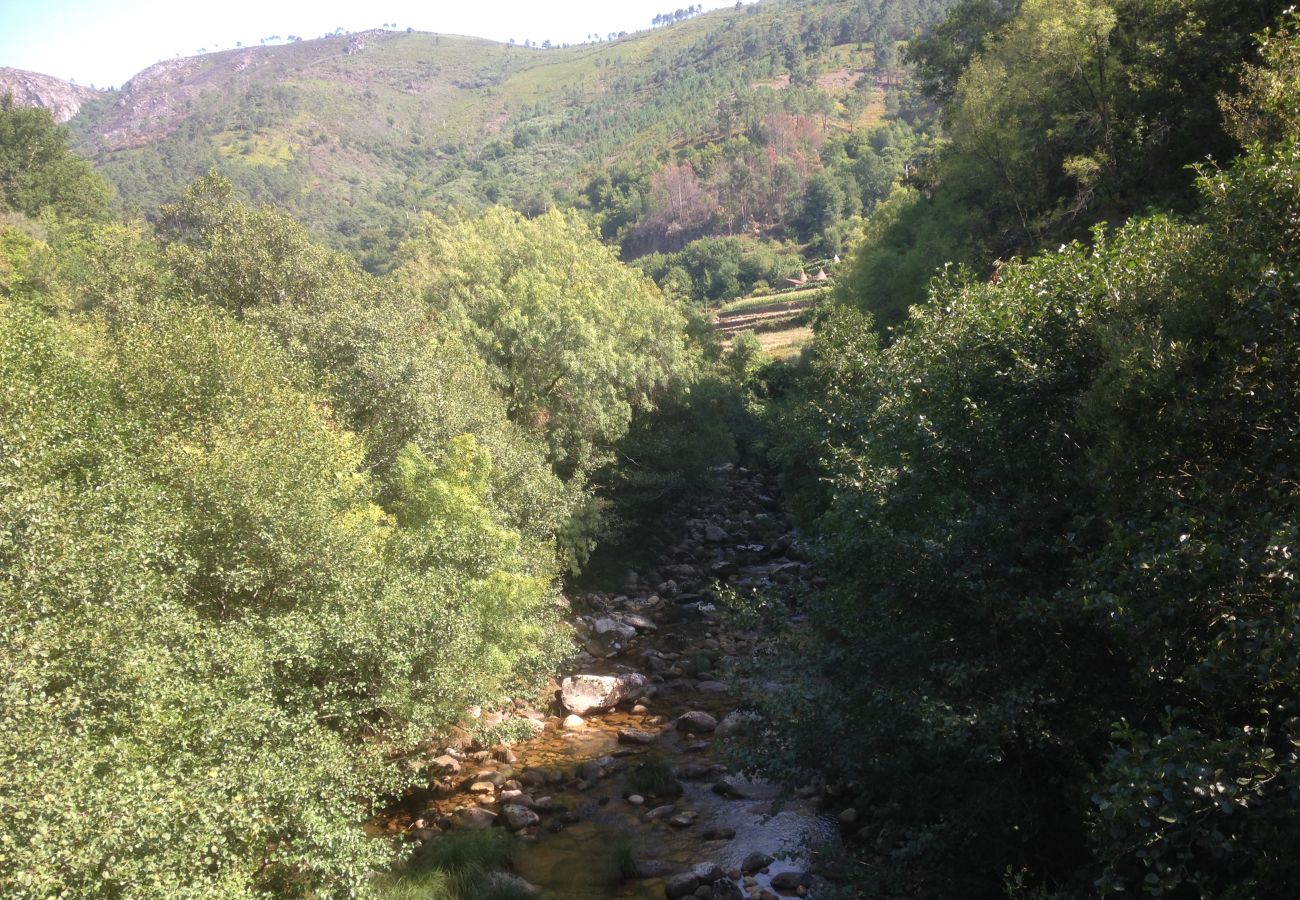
0 0 744 89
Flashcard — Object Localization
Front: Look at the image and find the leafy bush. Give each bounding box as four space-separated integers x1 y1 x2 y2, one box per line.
757 24 1300 895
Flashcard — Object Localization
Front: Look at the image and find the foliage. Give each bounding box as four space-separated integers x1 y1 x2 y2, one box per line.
757 24 1300 895
399 206 691 480
0 94 110 221
841 0 1290 332
0 169 701 893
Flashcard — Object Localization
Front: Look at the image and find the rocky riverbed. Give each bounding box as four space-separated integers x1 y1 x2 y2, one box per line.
374 466 836 898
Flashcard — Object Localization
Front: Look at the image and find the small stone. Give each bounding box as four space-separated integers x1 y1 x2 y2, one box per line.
618 728 659 745
627 794 645 806
669 813 695 828
704 525 729 543
741 852 774 875
837 807 859 826
469 781 496 794
562 714 585 730
702 827 736 840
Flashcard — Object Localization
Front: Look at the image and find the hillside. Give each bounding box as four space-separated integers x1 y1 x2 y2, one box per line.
0 68 99 123
45 0 955 269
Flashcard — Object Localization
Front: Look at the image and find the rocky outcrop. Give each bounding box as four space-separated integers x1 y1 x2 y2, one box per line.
0 68 100 122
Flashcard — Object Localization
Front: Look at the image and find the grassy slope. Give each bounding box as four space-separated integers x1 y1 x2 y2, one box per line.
66 1 910 262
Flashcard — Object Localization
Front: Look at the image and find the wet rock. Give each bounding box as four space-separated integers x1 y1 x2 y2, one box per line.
468 781 496 795
575 755 623 780
627 794 645 806
692 862 724 883
676 711 718 734
741 852 774 875
695 680 729 693
704 525 729 543
484 872 540 895
560 672 649 715
618 728 659 745
665 872 701 899
702 827 736 840
502 804 540 830
713 881 744 900
676 761 715 780
624 858 673 878
669 811 697 827
711 781 745 799
453 807 497 830
837 807 859 826
494 747 518 765
643 804 677 822
770 871 808 891
562 714 585 730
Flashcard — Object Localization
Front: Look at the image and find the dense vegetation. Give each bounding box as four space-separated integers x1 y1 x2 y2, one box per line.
748 3 1300 896
0 100 721 894
7 0 1300 896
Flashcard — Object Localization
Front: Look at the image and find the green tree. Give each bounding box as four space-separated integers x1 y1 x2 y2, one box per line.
0 94 111 221
400 206 691 479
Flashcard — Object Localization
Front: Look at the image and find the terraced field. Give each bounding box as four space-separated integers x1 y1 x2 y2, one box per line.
714 286 826 359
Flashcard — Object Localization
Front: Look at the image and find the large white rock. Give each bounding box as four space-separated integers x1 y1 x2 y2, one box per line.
560 672 648 714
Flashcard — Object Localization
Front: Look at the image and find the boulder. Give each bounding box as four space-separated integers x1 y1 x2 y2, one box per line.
430 754 461 774
593 617 638 641
770 871 807 890
704 525 729 543
741 852 774 875
502 804 540 830
633 859 678 878
453 807 497 830
676 711 718 734
692 862 725 883
560 672 649 715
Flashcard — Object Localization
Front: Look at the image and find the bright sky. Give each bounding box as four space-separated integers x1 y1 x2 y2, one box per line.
0 0 744 89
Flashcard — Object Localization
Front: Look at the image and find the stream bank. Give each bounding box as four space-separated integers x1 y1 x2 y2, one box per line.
376 465 837 899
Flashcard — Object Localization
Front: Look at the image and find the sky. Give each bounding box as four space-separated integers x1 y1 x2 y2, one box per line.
0 0 743 89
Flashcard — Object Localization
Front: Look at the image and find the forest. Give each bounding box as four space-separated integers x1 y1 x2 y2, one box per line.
3 0 1300 896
